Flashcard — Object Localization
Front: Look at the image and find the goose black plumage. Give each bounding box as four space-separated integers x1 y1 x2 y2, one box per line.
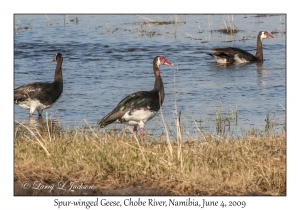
14 53 63 118
98 56 173 141
208 31 275 64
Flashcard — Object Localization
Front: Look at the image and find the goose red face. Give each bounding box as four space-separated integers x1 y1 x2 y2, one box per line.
159 56 173 66
263 31 275 39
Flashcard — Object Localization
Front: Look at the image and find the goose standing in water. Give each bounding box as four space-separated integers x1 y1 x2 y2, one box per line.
14 53 63 118
98 56 173 141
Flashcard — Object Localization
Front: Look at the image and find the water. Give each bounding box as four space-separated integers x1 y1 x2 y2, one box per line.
14 14 286 138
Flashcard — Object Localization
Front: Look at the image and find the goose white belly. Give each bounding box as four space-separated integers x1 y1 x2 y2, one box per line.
121 109 157 128
17 97 60 113
18 99 49 110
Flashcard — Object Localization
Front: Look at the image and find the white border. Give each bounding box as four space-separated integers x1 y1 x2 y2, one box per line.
5 1 296 209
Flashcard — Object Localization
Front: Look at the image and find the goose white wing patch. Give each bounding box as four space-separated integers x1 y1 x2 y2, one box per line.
234 54 250 63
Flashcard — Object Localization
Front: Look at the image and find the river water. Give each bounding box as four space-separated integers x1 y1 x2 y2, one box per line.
14 14 286 139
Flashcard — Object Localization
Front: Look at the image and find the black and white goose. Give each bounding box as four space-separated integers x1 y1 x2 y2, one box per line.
98 56 173 141
14 53 63 118
208 31 275 64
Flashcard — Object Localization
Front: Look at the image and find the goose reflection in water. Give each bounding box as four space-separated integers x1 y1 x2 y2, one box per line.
14 116 63 138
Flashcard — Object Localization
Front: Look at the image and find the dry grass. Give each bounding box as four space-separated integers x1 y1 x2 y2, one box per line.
14 118 286 196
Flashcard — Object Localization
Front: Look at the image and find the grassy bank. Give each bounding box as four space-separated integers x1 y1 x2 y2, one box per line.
14 118 286 196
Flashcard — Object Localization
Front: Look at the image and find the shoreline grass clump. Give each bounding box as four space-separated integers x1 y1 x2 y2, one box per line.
136 15 182 38
215 98 238 135
210 15 240 35
271 16 286 35
14 115 286 196
137 15 182 25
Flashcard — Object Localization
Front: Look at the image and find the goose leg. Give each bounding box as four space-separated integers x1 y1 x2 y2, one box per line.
140 128 144 141
133 126 137 136
38 109 43 117
30 107 36 118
